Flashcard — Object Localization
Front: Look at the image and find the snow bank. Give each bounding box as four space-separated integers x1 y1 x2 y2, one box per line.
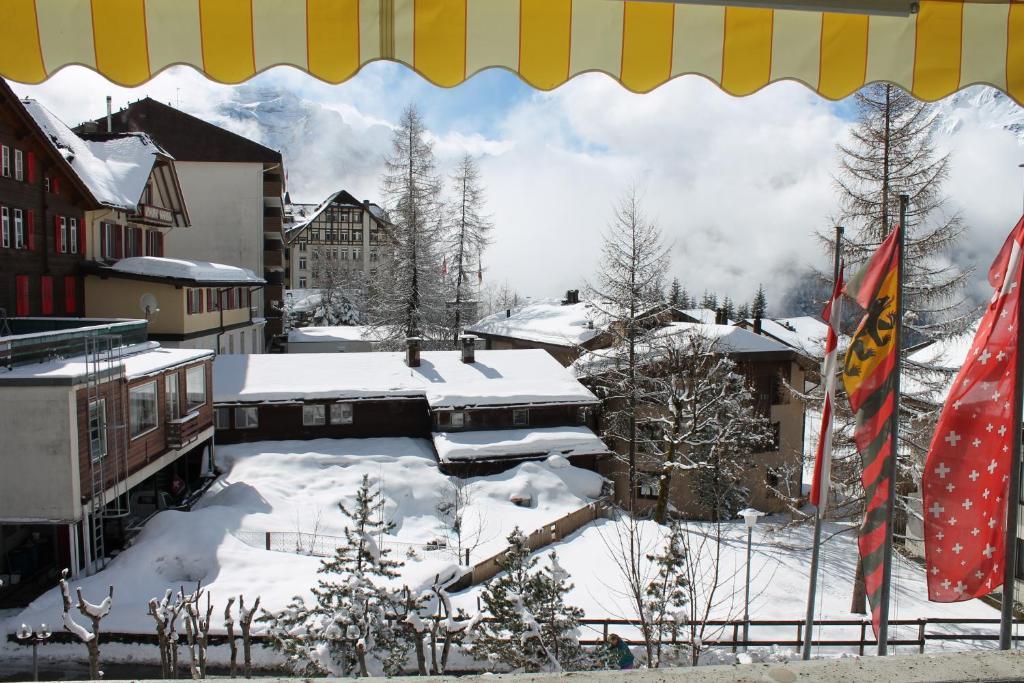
112 257 265 284
287 325 370 343
4 438 604 642
433 426 611 463
213 349 599 408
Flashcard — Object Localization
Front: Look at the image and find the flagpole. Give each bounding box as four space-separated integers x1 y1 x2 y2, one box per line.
875 194 908 656
999 237 1024 649
802 225 844 661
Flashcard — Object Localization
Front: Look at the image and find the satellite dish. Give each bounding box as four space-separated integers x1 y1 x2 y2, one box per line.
140 293 160 318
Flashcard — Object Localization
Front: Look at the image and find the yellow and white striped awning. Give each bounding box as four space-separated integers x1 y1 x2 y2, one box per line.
1 0 1021 104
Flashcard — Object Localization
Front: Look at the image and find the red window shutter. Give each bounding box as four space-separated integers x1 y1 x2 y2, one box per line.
54 215 61 252
14 275 29 316
156 231 164 257
40 276 53 315
64 276 77 314
53 177 60 195
26 152 36 183
114 225 123 258
198 288 204 313
26 211 34 250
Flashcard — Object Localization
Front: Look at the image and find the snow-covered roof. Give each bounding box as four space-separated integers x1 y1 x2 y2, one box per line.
467 299 605 348
213 349 599 408
108 257 265 285
903 321 980 405
287 326 370 343
433 426 611 463
22 99 165 211
741 316 831 354
0 342 212 384
678 308 723 325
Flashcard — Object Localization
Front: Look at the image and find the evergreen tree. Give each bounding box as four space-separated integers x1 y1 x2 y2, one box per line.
735 302 751 320
751 285 768 319
445 154 493 344
700 290 718 310
260 475 407 677
720 296 735 322
529 552 594 672
679 287 691 310
584 186 670 511
644 523 690 667
367 105 446 349
668 277 682 307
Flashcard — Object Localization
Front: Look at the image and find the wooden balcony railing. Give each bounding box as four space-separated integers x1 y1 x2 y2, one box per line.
166 411 202 450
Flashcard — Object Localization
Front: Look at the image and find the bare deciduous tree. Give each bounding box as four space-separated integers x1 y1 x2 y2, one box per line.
59 569 112 681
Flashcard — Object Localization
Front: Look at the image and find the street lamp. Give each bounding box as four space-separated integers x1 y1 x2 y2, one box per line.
739 507 763 652
16 622 52 681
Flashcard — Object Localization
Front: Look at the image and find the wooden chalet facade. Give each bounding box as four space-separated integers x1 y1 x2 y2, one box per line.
213 338 609 476
0 79 97 319
0 319 214 605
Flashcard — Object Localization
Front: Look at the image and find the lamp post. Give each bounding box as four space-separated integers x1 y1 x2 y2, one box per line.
16 622 52 681
739 507 763 652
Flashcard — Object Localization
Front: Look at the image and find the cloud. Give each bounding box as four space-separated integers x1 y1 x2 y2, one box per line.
10 66 1023 311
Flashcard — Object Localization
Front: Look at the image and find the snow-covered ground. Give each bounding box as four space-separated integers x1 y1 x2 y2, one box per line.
1 437 1006 672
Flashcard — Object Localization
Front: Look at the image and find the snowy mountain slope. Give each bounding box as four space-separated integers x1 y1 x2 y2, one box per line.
933 86 1024 144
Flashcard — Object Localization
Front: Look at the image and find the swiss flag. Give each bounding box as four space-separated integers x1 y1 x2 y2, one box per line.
923 215 1024 601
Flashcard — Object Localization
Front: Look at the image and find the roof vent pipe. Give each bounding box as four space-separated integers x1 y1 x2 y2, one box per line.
460 334 477 364
753 316 763 335
405 333 422 368
106 96 112 132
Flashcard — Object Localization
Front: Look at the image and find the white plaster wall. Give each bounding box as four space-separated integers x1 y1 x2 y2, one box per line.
0 385 80 522
165 161 265 318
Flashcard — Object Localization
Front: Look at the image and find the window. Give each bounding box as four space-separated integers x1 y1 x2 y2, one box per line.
303 404 326 426
43 176 50 193
69 218 77 254
187 288 203 314
298 276 307 288
59 216 67 253
125 227 141 257
299 240 306 252
129 381 159 438
186 365 206 410
14 149 23 181
228 334 235 354
338 248 347 260
214 407 231 430
240 330 247 354
1 145 9 176
352 248 361 261
577 406 591 424
166 373 180 420
101 222 116 259
64 276 76 314
40 276 53 315
235 406 259 429
299 257 307 270
14 275 28 315
13 209 23 248
330 403 353 425
1 206 8 247
207 288 220 311
1017 538 1024 581
88 399 106 460
637 475 659 500
370 249 378 262
146 230 163 256
450 411 465 428
512 408 529 427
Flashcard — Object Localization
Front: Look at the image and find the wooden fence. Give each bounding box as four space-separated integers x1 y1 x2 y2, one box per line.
447 497 611 590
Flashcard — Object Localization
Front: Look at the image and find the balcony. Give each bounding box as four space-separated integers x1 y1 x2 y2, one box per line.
263 177 283 199
166 412 202 450
264 249 283 269
264 216 282 234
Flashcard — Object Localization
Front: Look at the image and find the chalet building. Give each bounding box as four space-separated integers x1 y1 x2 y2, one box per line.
81 257 266 354
0 79 98 319
573 322 809 518
212 337 610 476
0 318 214 606
735 315 830 357
81 98 287 348
284 190 390 290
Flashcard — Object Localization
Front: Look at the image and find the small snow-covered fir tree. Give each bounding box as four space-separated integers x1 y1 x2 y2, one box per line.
720 296 735 321
309 254 363 326
644 523 689 667
750 284 768 319
530 551 595 672
668 277 682 307
261 475 407 677
735 302 751 320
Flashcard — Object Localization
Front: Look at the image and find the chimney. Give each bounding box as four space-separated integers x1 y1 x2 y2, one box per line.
405 333 422 367
753 316 763 335
460 334 478 364
506 309 511 318
106 96 112 132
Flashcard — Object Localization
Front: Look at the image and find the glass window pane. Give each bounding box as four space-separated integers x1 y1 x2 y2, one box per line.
186 366 206 410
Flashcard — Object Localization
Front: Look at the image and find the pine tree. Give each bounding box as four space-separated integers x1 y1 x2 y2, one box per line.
584 186 670 511
679 287 691 310
530 552 593 671
367 105 446 349
720 296 735 322
700 291 718 311
751 285 768 319
644 523 690 667
735 302 751 320
260 475 407 677
445 154 493 344
668 277 682 307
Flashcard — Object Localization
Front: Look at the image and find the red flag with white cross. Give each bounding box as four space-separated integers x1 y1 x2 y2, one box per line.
923 215 1024 602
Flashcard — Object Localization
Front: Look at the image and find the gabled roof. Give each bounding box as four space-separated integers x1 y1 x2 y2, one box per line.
284 189 389 242
737 316 831 355
467 299 607 348
22 98 170 212
0 79 99 209
82 97 282 165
